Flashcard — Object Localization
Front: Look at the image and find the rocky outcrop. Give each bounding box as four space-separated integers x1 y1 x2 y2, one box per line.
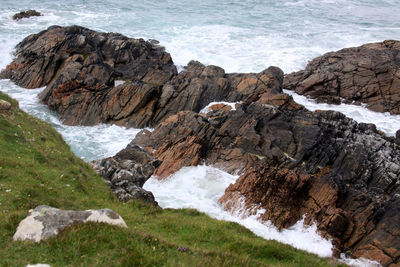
0 25 177 127
91 144 160 205
130 100 400 265
4 26 400 265
284 40 400 114
1 26 291 127
12 10 42 21
13 205 127 242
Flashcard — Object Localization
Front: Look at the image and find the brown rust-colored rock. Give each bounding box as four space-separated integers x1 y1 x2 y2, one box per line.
1 27 290 127
220 166 313 229
284 40 400 114
0 25 177 127
131 100 400 265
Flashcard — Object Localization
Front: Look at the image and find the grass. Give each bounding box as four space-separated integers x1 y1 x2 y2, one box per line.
0 92 345 266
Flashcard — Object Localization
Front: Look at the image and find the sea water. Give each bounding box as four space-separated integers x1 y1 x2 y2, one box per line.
1 1 399 265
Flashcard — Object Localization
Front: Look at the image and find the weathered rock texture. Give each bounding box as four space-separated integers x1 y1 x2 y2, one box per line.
0 25 177 127
12 10 42 21
1 26 293 127
4 26 400 265
13 205 127 242
91 144 160 205
132 100 400 266
284 40 400 114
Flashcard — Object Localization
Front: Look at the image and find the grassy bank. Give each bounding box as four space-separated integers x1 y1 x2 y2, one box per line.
0 92 343 266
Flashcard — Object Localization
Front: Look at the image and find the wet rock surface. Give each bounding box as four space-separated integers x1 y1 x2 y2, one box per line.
91 144 160 206
12 10 42 21
13 205 127 242
132 99 400 265
0 25 177 127
0 26 290 127
284 40 400 114
3 26 400 265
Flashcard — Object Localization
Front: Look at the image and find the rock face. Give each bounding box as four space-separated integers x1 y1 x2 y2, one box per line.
12 10 42 20
0 25 177 127
13 205 127 242
91 144 160 205
131 99 400 266
1 26 290 127
284 40 400 114
4 26 400 265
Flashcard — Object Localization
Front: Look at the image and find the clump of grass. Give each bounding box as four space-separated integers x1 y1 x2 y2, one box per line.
0 92 345 266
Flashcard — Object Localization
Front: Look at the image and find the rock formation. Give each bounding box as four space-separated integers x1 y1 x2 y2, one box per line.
0 25 177 127
91 144 160 205
13 205 127 242
284 40 400 114
0 26 290 127
12 10 42 21
131 100 400 266
3 25 400 265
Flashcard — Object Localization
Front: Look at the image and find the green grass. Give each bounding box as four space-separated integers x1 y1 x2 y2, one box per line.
0 92 344 266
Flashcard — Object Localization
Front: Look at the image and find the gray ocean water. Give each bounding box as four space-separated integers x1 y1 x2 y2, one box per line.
0 2 399 263
1 0 400 73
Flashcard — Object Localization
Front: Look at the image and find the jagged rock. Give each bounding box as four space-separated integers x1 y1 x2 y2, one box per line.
91 144 160 205
1 27 291 127
12 10 42 20
284 40 400 114
0 25 177 127
13 205 127 242
131 100 400 266
0 99 11 111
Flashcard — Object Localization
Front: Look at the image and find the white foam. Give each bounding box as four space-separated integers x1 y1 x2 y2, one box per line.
0 80 140 161
284 90 400 136
144 165 333 258
200 101 239 114
339 254 381 267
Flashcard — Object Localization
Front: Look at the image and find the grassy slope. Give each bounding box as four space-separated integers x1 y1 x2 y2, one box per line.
0 92 343 267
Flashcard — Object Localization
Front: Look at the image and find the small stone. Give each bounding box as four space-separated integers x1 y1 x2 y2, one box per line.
0 99 11 111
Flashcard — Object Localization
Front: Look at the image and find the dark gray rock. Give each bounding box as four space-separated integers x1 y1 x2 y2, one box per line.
12 10 42 21
92 144 160 205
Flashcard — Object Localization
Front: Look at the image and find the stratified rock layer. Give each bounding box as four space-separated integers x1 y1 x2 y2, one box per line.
1 25 291 127
132 101 400 266
284 40 400 114
0 25 177 127
3 26 400 265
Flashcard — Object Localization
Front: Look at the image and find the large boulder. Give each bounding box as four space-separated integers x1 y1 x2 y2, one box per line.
91 144 160 205
284 40 400 114
13 205 127 242
131 100 400 266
